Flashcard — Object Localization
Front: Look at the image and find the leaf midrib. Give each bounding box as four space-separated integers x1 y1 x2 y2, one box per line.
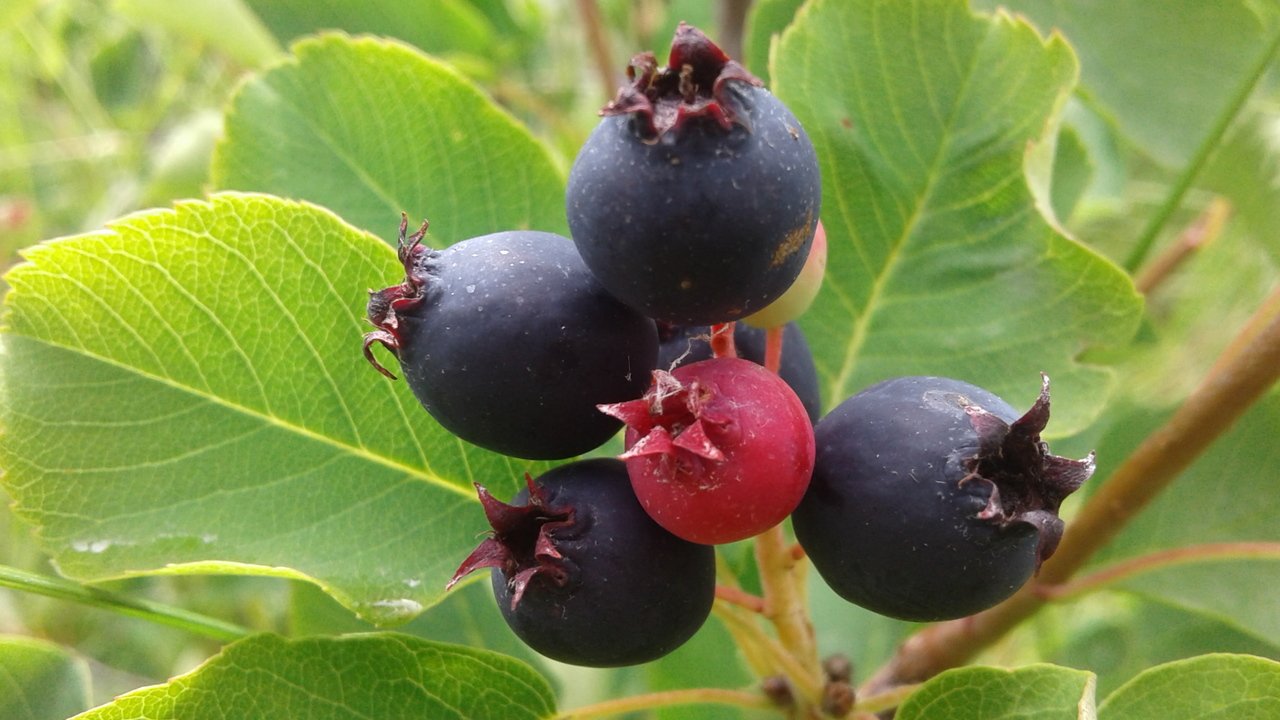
827 10 990 402
6 332 475 501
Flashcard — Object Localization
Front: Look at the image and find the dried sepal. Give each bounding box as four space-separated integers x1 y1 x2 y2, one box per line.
361 214 435 377
600 22 763 140
446 476 576 609
960 373 1095 566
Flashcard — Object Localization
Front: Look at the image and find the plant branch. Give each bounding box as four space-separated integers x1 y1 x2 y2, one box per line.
1123 29 1280 272
1035 541 1280 601
1134 197 1231 294
717 0 753 62
861 282 1280 694
574 0 619 101
0 564 250 643
556 687 776 719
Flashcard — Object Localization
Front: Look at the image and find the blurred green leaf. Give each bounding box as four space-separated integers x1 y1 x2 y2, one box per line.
77 633 557 719
0 194 545 625
288 579 552 679
976 0 1276 169
115 0 283 68
1041 595 1280 698
774 0 1142 432
242 0 494 58
896 664 1096 719
1085 394 1280 644
646 617 757 720
1099 654 1280 719
0 636 90 720
1049 126 1093 225
1202 113 1280 263
743 0 806 82
213 33 567 242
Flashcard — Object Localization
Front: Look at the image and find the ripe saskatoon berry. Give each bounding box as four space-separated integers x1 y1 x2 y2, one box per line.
566 23 821 324
363 217 657 460
600 357 815 545
792 375 1094 621
447 459 715 667
656 321 823 423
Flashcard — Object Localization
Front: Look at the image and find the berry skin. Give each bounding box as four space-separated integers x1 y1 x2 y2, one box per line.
744 219 827 329
600 357 815 545
792 375 1094 622
447 459 715 667
565 23 821 324
656 321 823 423
363 217 657 460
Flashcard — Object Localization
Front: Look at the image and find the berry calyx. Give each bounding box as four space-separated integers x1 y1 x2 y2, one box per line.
362 215 657 460
602 22 763 141
600 357 815 545
448 460 715 667
566 24 821 325
793 374 1094 621
959 373 1095 563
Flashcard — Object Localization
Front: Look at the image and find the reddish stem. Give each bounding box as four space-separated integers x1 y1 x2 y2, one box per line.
715 584 768 613
764 325 784 374
710 322 738 358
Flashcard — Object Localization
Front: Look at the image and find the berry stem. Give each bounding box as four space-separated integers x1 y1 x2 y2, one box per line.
716 583 768 613
573 0 619 100
714 602 824 706
754 522 821 678
860 282 1280 696
1034 541 1280 601
764 325 784 374
554 687 775 719
710 322 738 358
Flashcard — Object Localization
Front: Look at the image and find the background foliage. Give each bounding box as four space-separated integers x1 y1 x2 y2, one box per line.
0 0 1277 718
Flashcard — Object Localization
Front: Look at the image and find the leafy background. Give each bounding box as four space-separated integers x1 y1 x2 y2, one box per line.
1 0 1277 717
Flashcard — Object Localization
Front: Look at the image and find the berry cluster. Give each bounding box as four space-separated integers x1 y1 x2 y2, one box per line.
362 24 1092 668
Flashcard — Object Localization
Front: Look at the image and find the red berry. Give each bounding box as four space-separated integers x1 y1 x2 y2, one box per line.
599 357 815 544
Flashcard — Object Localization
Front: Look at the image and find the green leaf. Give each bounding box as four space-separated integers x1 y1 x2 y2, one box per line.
242 0 495 58
645 618 755 720
1099 654 1280 719
773 0 1141 433
288 579 553 677
0 636 91 720
974 0 1276 168
896 664 1096 719
743 0 806 82
115 0 284 68
0 193 543 624
1087 394 1280 643
76 633 557 720
1202 114 1280 263
212 33 567 244
1041 595 1280 698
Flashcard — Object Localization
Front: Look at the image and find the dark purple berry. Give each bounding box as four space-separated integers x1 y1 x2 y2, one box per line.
363 217 657 460
792 375 1094 621
447 459 715 667
565 23 821 324
656 321 823 422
